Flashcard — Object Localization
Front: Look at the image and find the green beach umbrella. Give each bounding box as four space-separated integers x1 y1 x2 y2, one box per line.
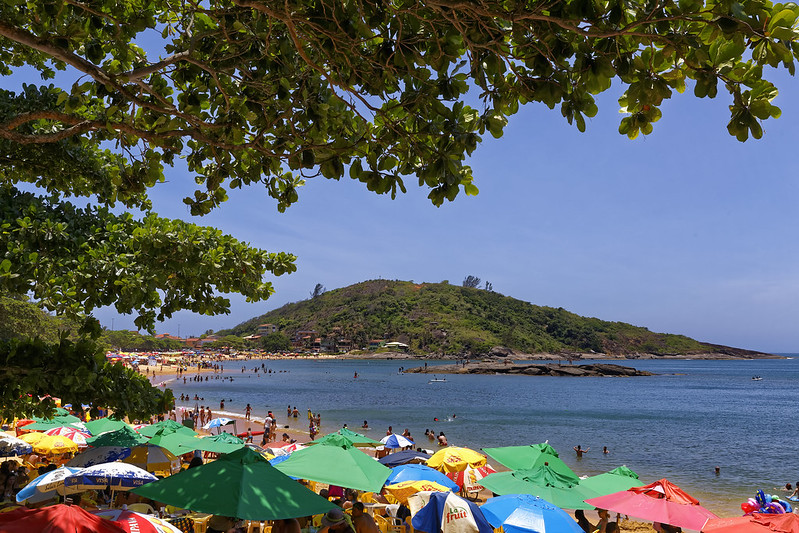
480 464 600 510
132 447 336 520
138 420 197 438
578 466 644 496
84 418 129 436
482 443 560 470
53 407 70 416
86 426 148 448
273 434 391 492
177 432 246 455
147 427 202 456
311 428 382 447
25 415 85 432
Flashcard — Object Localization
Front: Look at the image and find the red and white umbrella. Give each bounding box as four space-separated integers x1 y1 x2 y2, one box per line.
44 427 91 447
446 464 497 493
94 509 183 533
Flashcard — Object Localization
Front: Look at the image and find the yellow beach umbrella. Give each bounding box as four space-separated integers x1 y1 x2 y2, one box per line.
384 480 453 503
123 444 181 475
426 446 487 474
20 432 46 445
32 435 79 456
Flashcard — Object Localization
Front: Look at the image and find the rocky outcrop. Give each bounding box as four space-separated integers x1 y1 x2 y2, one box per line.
404 362 653 377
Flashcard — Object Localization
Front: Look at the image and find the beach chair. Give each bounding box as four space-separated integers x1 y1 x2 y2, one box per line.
127 503 155 514
246 520 264 533
192 515 210 533
360 492 377 504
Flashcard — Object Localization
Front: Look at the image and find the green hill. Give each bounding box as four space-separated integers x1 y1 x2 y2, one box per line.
221 280 770 357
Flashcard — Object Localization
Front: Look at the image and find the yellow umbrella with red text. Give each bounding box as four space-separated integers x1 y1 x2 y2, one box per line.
426 447 487 474
384 480 453 504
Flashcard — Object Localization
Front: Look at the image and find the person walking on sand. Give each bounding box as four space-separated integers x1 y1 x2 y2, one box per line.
574 445 590 457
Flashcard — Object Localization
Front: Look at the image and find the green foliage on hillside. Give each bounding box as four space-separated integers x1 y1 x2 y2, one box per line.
0 295 75 343
222 280 720 356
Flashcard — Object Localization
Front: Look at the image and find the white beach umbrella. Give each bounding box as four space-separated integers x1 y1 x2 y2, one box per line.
64 462 158 492
381 434 415 449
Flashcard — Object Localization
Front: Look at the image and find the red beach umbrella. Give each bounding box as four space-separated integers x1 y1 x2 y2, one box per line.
702 512 799 533
446 464 497 492
584 478 718 531
0 504 127 533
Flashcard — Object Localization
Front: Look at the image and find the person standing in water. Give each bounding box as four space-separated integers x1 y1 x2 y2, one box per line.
574 445 590 457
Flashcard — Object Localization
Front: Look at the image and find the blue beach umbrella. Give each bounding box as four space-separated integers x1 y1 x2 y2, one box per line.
480 494 583 533
67 446 132 468
16 466 81 503
0 436 33 457
387 464 460 491
379 449 431 467
411 491 494 533
64 462 157 492
381 434 414 449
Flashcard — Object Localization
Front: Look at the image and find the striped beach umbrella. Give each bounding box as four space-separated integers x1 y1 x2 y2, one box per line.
44 427 91 447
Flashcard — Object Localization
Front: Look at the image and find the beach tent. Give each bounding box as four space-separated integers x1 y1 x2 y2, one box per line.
273 434 392 492
482 443 559 470
480 463 599 510
480 494 584 533
578 466 645 496
0 504 127 533
585 478 719 531
132 447 336 520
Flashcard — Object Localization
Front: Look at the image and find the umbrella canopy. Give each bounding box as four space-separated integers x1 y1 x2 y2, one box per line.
15 466 81 503
65 462 158 492
379 449 431 467
0 435 33 456
132 447 337 520
385 480 454 503
427 447 488 474
84 418 130 436
480 464 599 510
386 464 460 491
702 512 799 533
447 465 497 493
20 431 47 445
0 503 127 533
94 509 184 533
179 432 245 455
585 479 719 531
86 426 148 448
381 434 415 449
147 427 202 456
33 434 80 455
137 420 197 438
44 426 91 446
67 446 133 468
312 428 382 447
480 494 583 533
411 491 494 533
122 444 181 475
578 466 645 497
273 434 391 492
483 444 559 471
203 417 235 430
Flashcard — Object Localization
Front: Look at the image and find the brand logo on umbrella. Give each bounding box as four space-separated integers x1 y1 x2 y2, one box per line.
445 505 468 524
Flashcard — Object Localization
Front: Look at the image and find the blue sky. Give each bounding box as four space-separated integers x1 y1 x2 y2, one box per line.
4 60 798 352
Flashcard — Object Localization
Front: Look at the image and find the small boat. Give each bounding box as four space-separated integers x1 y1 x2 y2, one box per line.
752 376 763 381
428 376 447 383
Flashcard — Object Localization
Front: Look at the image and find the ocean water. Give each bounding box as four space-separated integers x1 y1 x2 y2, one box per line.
168 356 799 516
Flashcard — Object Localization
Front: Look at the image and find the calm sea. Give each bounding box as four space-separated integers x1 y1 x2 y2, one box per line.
169 356 799 516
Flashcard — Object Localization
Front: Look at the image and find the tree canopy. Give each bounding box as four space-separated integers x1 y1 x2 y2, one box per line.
1 0 798 418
